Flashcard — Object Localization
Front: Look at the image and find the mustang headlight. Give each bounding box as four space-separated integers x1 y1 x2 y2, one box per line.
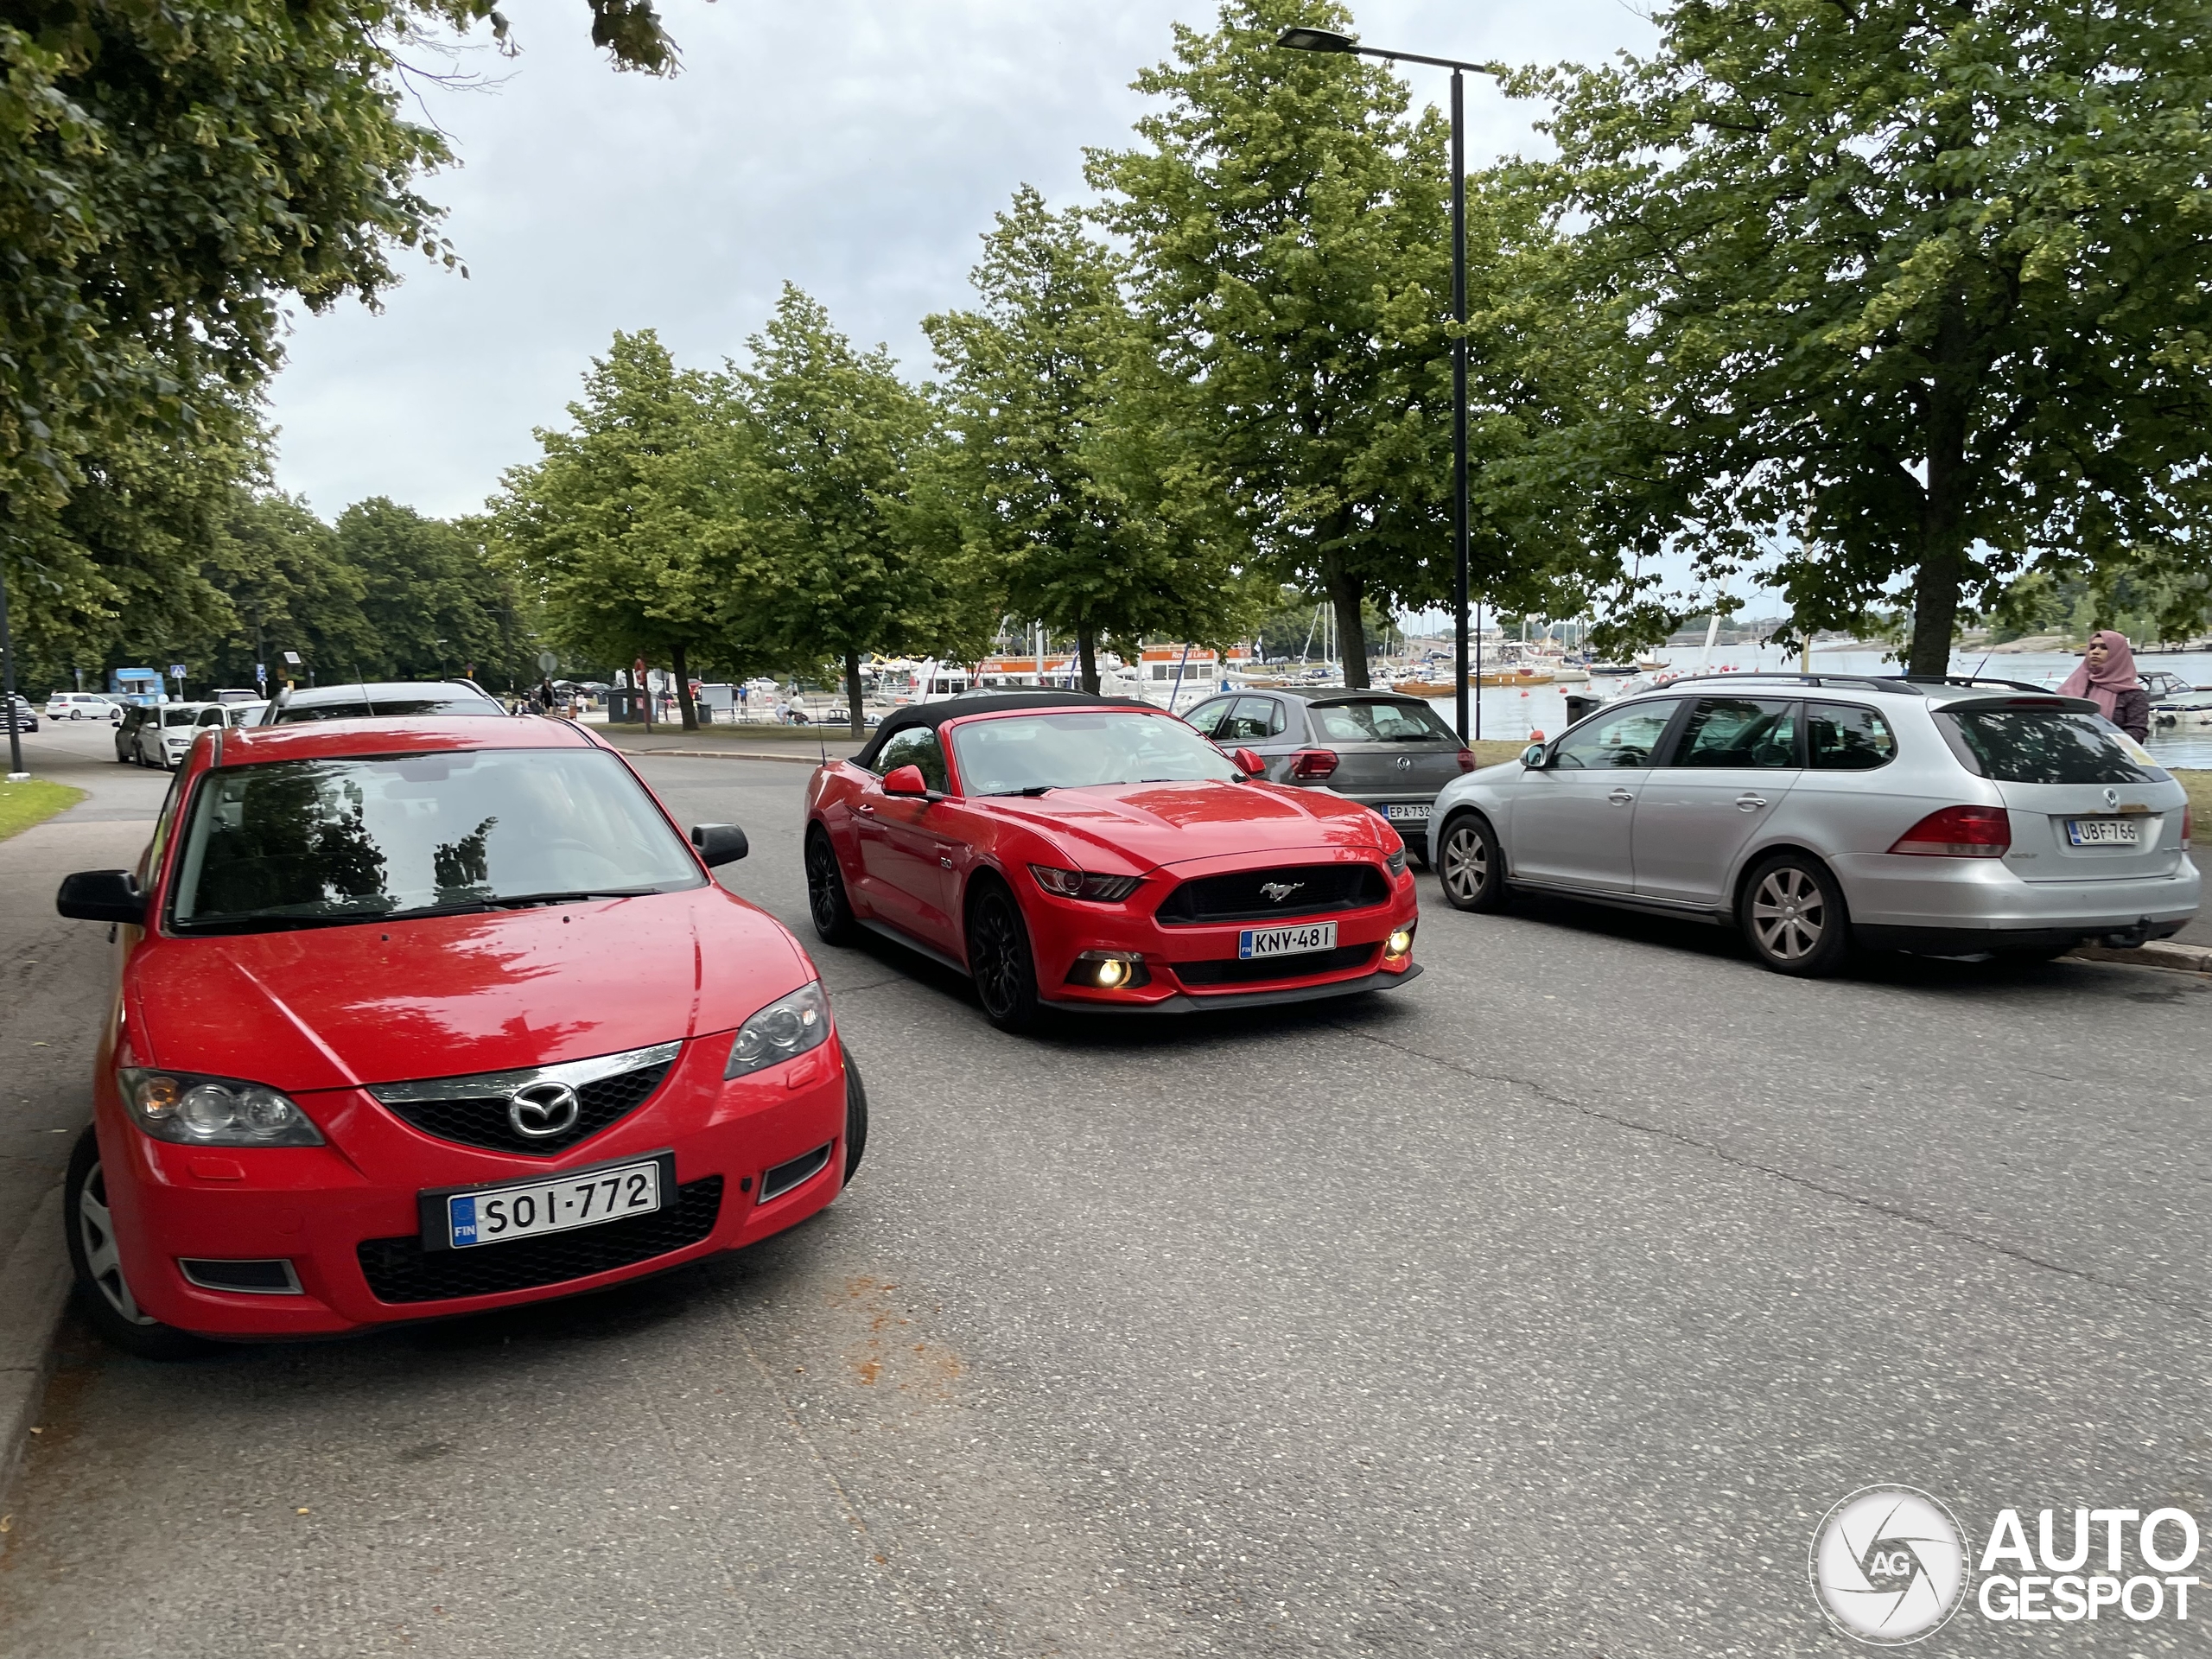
118 1067 323 1146
1028 865 1141 902
1386 847 1408 877
726 981 831 1078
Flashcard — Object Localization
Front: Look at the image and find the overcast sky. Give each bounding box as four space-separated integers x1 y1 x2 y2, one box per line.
267 0 1660 531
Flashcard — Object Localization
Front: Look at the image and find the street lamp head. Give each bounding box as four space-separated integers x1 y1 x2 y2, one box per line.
1275 26 1358 53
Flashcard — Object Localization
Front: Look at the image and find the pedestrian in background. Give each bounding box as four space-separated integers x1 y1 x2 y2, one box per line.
2058 629 2150 741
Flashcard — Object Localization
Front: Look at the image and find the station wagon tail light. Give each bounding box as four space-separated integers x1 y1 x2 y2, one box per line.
1287 749 1338 781
1456 748 1476 772
118 1068 323 1145
2183 804 2192 849
1028 866 1141 902
1888 805 2011 857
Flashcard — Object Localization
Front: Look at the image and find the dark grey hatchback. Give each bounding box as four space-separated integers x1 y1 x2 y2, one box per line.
1182 688 1475 860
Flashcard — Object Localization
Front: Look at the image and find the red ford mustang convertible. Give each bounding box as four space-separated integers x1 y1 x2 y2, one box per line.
54 716 862 1356
804 694 1421 1030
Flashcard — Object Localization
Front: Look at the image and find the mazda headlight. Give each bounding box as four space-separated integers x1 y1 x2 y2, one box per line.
725 982 831 1078
118 1067 323 1146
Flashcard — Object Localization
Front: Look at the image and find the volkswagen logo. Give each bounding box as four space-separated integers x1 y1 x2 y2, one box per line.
2104 787 2120 808
1395 755 1414 770
1259 881 1305 904
507 1080 582 1140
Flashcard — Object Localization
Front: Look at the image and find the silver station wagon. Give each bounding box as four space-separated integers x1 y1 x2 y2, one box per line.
1427 674 2200 975
1182 688 1474 859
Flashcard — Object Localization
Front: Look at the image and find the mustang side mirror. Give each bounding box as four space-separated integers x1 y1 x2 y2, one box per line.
881 764 931 798
58 869 146 925
1230 747 1268 778
1521 743 1549 769
690 823 749 867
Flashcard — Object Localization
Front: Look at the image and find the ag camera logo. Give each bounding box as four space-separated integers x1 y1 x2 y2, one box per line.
1809 1486 1971 1645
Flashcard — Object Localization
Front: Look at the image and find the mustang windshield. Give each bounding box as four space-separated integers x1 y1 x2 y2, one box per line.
169 749 703 930
950 711 1239 795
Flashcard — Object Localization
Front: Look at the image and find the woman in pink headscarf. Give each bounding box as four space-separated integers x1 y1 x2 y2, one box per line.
2056 630 2150 740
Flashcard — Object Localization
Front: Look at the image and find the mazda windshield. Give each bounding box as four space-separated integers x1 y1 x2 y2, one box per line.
949 711 1239 795
169 749 703 931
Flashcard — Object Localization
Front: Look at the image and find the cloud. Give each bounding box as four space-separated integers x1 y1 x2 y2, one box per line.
267 0 1658 524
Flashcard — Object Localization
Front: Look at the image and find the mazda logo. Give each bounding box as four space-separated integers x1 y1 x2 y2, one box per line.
508 1080 582 1139
1260 881 1305 904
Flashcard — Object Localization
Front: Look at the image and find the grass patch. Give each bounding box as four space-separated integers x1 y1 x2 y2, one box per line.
0 779 86 842
2170 766 2210 823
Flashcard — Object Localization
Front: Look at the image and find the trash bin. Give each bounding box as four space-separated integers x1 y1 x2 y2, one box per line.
1564 693 1602 727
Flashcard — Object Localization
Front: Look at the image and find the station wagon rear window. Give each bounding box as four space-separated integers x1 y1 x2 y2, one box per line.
1307 700 1456 743
1938 708 2163 785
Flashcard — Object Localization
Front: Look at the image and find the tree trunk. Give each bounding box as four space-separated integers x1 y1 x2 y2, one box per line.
671 641 699 732
1908 310 1972 677
844 651 866 740
1077 628 1099 696
1320 553 1370 689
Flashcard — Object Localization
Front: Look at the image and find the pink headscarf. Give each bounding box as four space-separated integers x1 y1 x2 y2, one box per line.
2056 630 2139 720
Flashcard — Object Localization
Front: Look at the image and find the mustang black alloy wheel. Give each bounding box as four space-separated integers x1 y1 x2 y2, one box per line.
804 829 858 945
966 882 1041 1033
1437 813 1509 912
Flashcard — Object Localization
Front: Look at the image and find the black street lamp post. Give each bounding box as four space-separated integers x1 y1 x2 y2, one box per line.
1276 26 1501 743
0 555 24 780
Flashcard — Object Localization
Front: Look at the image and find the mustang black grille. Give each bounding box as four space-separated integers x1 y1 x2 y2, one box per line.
381 1058 675 1156
1173 943 1378 988
1153 863 1391 925
357 1176 723 1304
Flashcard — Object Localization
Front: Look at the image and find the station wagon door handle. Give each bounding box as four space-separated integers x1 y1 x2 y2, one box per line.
1735 793 1768 811
1608 788 1634 806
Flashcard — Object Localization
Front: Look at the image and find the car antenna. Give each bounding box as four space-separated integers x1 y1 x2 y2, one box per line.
359 673 373 717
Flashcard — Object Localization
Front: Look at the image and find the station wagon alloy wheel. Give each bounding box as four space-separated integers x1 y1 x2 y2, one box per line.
1438 816 1507 912
1741 855 1850 977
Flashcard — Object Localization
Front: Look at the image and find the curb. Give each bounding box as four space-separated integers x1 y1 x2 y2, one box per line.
2066 939 2212 975
0 1183 71 1508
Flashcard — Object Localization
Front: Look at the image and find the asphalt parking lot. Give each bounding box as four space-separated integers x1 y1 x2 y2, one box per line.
2 731 2208 1656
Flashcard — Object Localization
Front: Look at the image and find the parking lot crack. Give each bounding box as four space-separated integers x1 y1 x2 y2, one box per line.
1336 1024 2205 1319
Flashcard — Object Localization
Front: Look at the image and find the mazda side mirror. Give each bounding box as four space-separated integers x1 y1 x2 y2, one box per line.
58 869 146 925
1521 743 1549 769
881 764 931 798
690 823 749 867
1231 747 1268 778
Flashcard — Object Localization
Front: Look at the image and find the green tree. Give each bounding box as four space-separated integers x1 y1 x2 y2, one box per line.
1087 0 1454 689
337 499 536 688
728 286 975 736
925 187 1254 693
492 331 734 730
198 494 378 692
1536 0 2212 674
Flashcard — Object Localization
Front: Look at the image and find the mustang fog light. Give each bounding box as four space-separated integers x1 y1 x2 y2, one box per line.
1383 926 1414 961
1066 950 1150 990
727 981 832 1078
118 1069 323 1146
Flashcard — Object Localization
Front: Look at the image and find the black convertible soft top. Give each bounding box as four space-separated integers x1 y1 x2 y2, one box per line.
852 691 1162 769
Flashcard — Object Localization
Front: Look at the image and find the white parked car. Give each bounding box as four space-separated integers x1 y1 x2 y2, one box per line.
47 692 118 721
134 701 225 769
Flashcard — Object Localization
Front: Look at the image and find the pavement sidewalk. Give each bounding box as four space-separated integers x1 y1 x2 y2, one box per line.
0 723 163 1502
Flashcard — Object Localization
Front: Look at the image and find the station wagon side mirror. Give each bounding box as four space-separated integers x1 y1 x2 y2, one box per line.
57 869 146 925
690 823 749 867
880 764 931 798
1230 747 1268 778
1521 743 1549 769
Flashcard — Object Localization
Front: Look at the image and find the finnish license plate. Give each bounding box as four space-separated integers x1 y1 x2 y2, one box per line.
436 1157 664 1249
2066 817 2141 847
1238 920 1338 960
1382 803 1432 822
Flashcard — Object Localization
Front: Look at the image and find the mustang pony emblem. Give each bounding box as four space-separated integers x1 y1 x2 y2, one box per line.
1259 881 1305 904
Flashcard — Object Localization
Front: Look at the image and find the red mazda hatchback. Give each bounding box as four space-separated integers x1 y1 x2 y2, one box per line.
54 716 863 1357
804 693 1421 1031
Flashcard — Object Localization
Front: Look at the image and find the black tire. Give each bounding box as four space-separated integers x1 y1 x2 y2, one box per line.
1436 812 1509 912
804 827 859 946
1738 853 1853 977
62 1128 212 1360
966 879 1041 1034
840 1045 868 1186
